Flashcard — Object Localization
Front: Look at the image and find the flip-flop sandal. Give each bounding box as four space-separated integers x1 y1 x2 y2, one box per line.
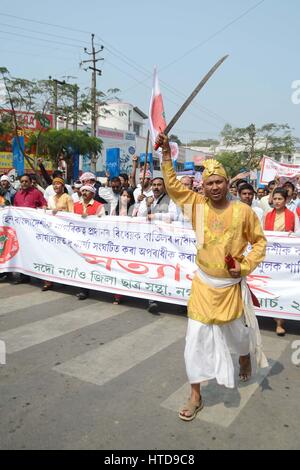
178 398 204 422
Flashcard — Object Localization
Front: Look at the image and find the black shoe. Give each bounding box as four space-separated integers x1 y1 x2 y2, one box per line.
13 275 30 285
148 301 159 315
77 291 89 300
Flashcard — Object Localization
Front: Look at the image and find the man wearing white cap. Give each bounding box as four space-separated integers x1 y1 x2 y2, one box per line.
73 184 105 300
73 184 105 217
80 171 111 210
79 172 97 185
0 175 16 205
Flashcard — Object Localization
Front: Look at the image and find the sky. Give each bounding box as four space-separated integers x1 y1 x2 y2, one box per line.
0 0 300 143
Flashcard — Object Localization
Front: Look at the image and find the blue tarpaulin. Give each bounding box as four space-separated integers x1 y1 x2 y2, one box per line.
12 136 25 176
72 151 80 180
184 161 195 171
106 148 120 178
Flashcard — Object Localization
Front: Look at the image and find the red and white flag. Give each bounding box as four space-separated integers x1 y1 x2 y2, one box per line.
149 67 179 162
149 67 167 147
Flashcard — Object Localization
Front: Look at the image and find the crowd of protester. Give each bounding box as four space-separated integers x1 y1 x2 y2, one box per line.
1 156 300 327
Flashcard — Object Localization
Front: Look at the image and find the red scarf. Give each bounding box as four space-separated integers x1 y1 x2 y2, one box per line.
264 208 295 232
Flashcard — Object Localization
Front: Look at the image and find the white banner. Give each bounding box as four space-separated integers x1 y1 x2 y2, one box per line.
1 207 300 321
260 156 300 184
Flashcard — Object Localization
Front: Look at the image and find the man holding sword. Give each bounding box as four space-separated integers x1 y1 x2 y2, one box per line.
156 132 268 421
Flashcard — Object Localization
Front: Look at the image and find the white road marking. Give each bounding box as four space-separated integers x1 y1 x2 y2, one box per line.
161 334 289 427
0 303 130 353
54 316 186 386
0 290 68 316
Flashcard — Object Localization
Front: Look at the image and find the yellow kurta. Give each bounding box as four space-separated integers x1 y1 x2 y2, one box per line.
274 212 285 231
48 193 74 212
162 160 267 325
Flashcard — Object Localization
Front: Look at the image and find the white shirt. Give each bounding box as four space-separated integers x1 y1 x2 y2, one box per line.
136 193 177 221
251 199 261 208
133 185 153 203
252 206 264 226
286 199 300 213
98 187 119 215
71 192 80 203
259 195 272 213
173 204 193 228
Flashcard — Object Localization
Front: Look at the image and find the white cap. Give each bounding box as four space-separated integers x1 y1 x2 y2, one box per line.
0 175 10 182
80 184 96 194
80 172 96 182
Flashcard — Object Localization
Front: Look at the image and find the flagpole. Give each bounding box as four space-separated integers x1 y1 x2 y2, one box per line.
141 130 150 194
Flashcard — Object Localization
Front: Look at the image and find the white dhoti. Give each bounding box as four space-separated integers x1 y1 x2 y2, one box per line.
185 317 249 388
184 269 268 389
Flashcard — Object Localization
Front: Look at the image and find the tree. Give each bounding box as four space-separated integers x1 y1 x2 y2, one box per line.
215 151 247 178
28 129 102 183
0 68 54 176
0 68 120 174
220 122 298 168
0 68 37 174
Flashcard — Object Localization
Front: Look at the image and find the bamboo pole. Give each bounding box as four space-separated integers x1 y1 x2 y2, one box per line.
141 129 150 194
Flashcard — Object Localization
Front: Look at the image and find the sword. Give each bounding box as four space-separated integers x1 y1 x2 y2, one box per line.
154 55 229 150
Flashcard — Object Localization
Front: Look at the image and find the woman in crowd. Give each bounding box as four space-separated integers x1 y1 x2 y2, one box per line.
47 177 74 213
229 182 238 198
42 177 74 291
264 188 297 336
114 187 136 216
112 188 136 304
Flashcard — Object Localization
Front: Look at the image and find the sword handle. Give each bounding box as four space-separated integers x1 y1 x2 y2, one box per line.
225 254 236 270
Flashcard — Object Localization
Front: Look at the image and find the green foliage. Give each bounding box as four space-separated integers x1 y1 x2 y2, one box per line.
0 113 13 135
220 122 298 168
28 129 102 161
0 69 121 129
215 151 247 178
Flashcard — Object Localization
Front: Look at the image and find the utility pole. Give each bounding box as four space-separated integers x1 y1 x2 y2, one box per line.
49 77 66 130
80 34 104 172
73 84 79 131
81 34 104 137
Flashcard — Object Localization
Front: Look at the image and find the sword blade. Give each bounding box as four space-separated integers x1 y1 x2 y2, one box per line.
165 55 229 135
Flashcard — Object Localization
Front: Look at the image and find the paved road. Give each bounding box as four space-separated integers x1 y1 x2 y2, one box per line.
0 278 299 450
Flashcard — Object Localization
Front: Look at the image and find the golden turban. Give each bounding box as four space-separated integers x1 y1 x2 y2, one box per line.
202 159 228 181
52 177 65 186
